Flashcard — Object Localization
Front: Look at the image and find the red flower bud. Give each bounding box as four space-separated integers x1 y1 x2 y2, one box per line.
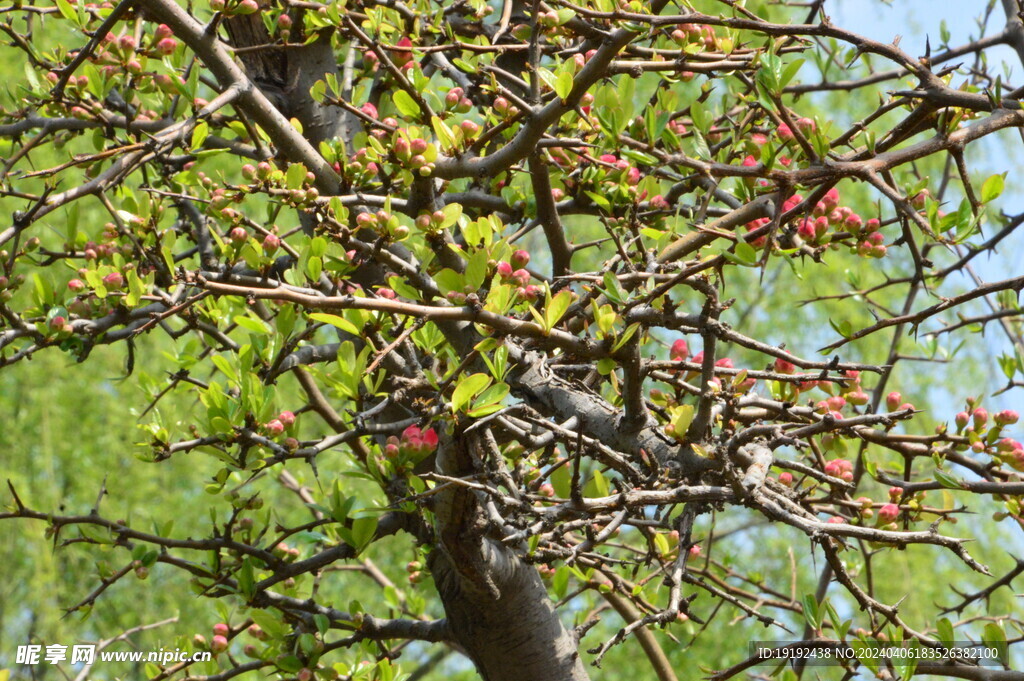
670 339 689 362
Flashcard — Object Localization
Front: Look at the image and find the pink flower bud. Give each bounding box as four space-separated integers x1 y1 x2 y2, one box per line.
778 472 794 487
213 623 230 637
229 227 248 243
795 117 816 132
360 102 378 119
886 392 901 411
973 408 988 429
156 37 178 55
878 503 899 523
510 250 530 268
994 410 1019 426
776 123 793 140
101 272 124 290
265 420 285 436
68 279 86 292
278 411 295 426
210 635 229 654
496 261 513 278
773 358 795 374
262 233 280 253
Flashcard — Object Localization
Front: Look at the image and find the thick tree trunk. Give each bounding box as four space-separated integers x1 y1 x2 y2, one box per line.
430 429 590 681
430 543 590 681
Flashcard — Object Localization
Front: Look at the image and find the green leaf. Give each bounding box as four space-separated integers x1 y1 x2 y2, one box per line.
802 593 820 631
55 0 79 24
936 617 954 646
250 609 288 639
779 59 805 88
440 202 463 230
982 621 1008 665
286 163 307 190
933 469 962 489
432 115 456 151
981 173 1005 203
349 515 378 553
544 290 573 331
191 121 209 152
233 315 271 335
464 248 489 292
393 90 421 118
309 312 360 335
555 70 573 100
451 373 492 413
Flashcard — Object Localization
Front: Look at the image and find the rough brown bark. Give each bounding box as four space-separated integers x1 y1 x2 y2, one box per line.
430 429 590 681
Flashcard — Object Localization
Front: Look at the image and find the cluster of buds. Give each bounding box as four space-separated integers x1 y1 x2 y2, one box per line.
262 411 296 437
208 622 231 654
239 162 320 206
79 236 127 262
995 437 1024 471
273 541 301 561
209 0 260 15
823 458 853 482
275 13 292 40
356 208 407 240
414 209 449 234
594 153 642 186
45 314 74 337
384 424 439 460
406 559 427 584
511 9 570 39
669 23 721 50
495 250 532 288
392 134 437 176
885 391 915 412
444 87 473 113
954 400 1021 464
340 147 380 185
150 24 179 56
492 96 521 120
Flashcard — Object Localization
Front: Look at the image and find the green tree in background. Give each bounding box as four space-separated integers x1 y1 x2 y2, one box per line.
1 1 1023 680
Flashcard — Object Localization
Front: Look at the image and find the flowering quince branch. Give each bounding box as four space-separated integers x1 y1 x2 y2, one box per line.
1 1 1024 680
